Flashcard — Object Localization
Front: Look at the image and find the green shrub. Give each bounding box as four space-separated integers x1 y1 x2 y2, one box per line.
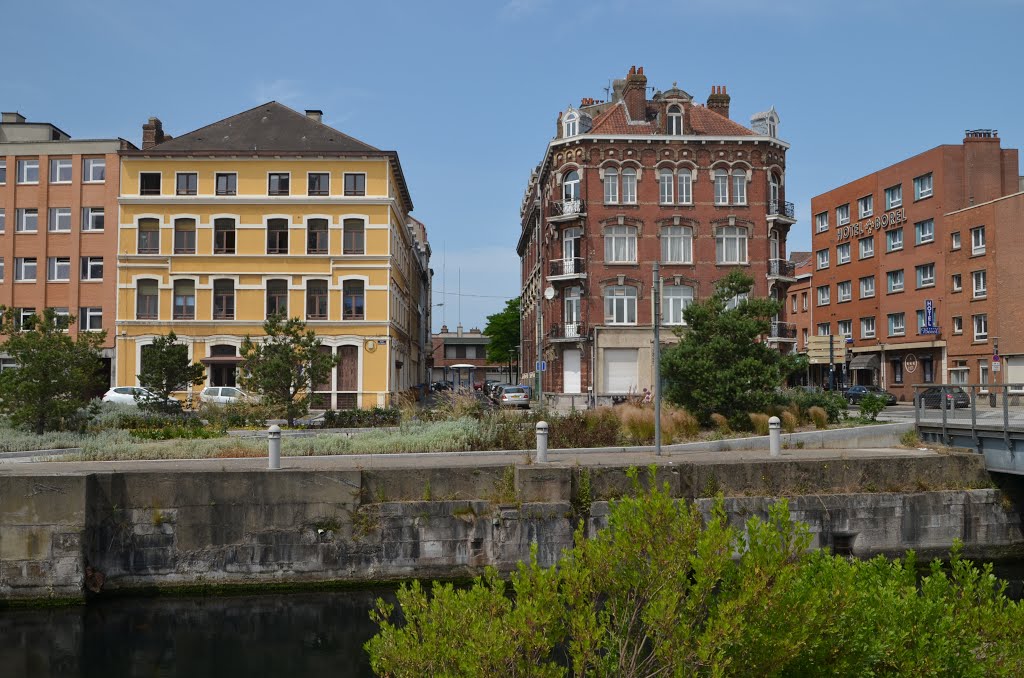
727 411 753 432
548 409 622 449
809 406 829 430
780 388 847 424
322 407 401 428
749 413 770 436
858 393 888 421
900 430 922 448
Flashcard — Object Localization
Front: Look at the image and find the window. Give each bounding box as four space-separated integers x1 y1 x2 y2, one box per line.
266 279 288 318
173 218 196 254
563 111 579 137
732 169 746 205
54 307 71 331
891 359 903 384
343 173 365 196
50 158 72 183
604 285 637 325
715 226 748 264
725 293 748 311
817 323 830 336
916 309 927 333
973 270 987 298
307 219 329 254
916 263 935 288
659 169 674 204
815 211 828 233
605 225 637 263
80 256 103 281
885 184 902 209
971 226 985 255
836 203 850 226
714 169 729 205
215 172 237 196
817 285 830 306
801 292 808 311
858 195 873 219
837 242 851 265
667 105 682 135
342 280 365 320
47 257 71 281
838 319 852 337
603 167 618 203
886 228 903 252
859 236 874 259
816 249 830 269
16 208 38 232
16 308 36 331
791 294 797 313
663 285 693 325
0 209 4 232
46 207 69 232
859 276 875 298
17 159 39 184
306 280 329 320
837 280 852 302
267 218 289 254
952 274 962 292
0 160 5 183
213 218 236 254
15 258 36 281
973 314 988 341
83 158 106 183
172 280 196 320
887 270 904 293
138 218 160 254
82 207 104 231
953 316 963 334
212 279 235 319
951 232 961 250
913 173 933 200
307 172 330 196
140 172 161 195
621 168 637 204
176 172 198 196
79 307 102 331
0 258 4 281
268 173 290 196
136 280 159 319
980 361 990 389
888 312 905 336
563 170 580 202
915 219 934 245
661 225 692 263
343 219 365 254
768 173 780 207
861 317 876 339
677 169 692 204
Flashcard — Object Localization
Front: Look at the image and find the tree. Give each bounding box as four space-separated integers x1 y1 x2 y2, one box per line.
660 269 800 424
366 468 1024 676
136 331 205 412
239 315 338 426
0 308 106 434
484 297 521 382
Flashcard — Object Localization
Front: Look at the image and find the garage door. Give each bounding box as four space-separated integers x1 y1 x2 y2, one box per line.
1006 356 1024 387
603 348 638 394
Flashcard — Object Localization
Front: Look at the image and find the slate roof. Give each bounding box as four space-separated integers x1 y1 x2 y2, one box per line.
587 101 757 137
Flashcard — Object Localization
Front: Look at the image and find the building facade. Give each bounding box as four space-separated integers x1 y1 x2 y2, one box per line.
808 130 1019 400
430 324 510 388
0 112 131 382
115 103 430 408
518 67 796 406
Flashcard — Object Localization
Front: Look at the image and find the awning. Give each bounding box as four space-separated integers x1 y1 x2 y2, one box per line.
200 356 243 365
447 364 476 369
849 354 880 371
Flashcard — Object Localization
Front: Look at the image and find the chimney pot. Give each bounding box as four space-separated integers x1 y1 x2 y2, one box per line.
305 109 323 123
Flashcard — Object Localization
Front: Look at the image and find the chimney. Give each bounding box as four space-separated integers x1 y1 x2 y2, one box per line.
142 117 165 150
440 324 449 334
622 65 648 122
707 85 730 119
457 323 464 337
305 109 323 123
1 112 26 124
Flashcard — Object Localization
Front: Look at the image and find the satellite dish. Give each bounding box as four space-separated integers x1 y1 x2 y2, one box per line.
544 286 556 300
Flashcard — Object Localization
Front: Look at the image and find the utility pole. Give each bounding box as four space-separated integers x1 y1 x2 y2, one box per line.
829 334 835 391
653 262 662 455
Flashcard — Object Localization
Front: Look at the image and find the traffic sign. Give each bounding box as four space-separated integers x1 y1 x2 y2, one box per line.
994 354 1001 363
535 360 547 372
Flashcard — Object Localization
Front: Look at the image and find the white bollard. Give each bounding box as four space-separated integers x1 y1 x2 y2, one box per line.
768 416 781 458
535 421 549 463
268 424 281 469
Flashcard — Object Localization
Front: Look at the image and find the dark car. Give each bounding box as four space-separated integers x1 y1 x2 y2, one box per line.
430 381 453 392
918 386 971 409
843 385 898 405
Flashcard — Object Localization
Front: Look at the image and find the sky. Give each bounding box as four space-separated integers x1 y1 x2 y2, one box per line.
4 0 1023 332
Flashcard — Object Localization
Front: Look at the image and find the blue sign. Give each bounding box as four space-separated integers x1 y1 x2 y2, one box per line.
536 360 547 372
925 299 934 327
920 327 941 335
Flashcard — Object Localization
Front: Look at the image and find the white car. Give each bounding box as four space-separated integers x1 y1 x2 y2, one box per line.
102 387 180 409
199 386 250 405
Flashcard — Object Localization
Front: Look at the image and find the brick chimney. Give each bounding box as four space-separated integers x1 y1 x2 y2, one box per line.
142 117 165 150
622 66 648 122
707 85 730 119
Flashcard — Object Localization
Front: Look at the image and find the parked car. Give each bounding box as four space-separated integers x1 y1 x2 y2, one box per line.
484 380 502 397
918 386 971 409
496 385 530 409
199 386 251 405
102 386 180 410
489 383 513 403
430 381 453 392
843 385 898 405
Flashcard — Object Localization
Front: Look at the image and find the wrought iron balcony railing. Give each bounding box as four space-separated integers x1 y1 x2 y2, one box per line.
549 199 586 218
549 257 586 277
768 200 796 218
769 321 798 339
768 258 796 278
550 322 587 340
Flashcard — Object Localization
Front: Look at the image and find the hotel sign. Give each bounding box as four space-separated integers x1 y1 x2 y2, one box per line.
835 207 907 242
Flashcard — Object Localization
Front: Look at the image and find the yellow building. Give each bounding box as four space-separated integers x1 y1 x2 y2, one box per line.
115 103 430 408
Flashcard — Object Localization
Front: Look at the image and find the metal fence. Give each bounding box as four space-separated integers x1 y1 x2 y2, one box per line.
913 383 1024 442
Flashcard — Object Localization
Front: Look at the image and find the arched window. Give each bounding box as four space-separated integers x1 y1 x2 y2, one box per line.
136 279 159 320
658 169 674 204
603 167 619 204
604 225 637 263
677 169 692 205
173 218 195 254
662 285 694 325
138 218 159 254
307 218 328 255
214 218 236 254
604 285 637 325
343 219 365 255
306 279 329 320
213 279 235 320
564 286 582 337
714 169 729 205
715 226 748 264
342 280 365 320
732 169 747 205
621 167 637 204
667 105 682 135
172 280 195 320
267 218 289 254
769 173 780 209
563 111 579 138
266 279 288 318
661 225 692 264
563 170 580 202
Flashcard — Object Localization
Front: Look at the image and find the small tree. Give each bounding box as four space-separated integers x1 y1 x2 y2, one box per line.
136 331 206 412
484 297 521 383
240 315 338 426
0 308 106 433
859 392 888 421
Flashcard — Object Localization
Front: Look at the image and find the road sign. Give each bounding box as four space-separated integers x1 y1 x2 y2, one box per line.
994 362 1001 373
536 360 547 372
994 354 1001 363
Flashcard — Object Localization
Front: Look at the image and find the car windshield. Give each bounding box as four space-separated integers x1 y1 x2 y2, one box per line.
504 387 526 394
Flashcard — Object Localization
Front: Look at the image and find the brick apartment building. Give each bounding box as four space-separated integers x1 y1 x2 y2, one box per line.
430 324 510 388
808 130 1020 400
518 67 797 406
0 112 133 384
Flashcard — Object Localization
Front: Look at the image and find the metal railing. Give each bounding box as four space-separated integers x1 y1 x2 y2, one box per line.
769 320 797 339
549 199 585 218
768 200 796 218
913 383 1024 447
768 258 796 278
549 257 586 277
550 322 586 340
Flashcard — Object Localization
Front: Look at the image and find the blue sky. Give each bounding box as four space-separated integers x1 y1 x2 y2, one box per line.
4 0 1022 331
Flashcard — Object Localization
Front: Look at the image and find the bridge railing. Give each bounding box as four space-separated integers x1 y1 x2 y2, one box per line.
913 383 1024 448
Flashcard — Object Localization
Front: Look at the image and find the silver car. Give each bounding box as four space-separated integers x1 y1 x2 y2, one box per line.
199 386 251 405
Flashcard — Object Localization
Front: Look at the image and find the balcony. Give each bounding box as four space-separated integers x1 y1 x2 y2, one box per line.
767 258 797 282
768 321 798 342
548 257 587 280
768 200 796 221
548 199 586 222
550 322 587 341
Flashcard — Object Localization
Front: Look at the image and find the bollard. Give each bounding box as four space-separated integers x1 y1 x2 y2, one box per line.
768 416 781 458
535 421 549 463
268 424 281 470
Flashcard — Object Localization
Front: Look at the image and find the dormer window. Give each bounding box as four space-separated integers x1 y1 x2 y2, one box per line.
667 105 682 135
563 111 579 138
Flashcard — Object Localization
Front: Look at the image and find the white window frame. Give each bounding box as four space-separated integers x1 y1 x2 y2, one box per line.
0 208 4 233
836 203 850 226
858 195 873 219
814 211 828 233
621 168 637 204
48 207 71 232
17 159 39 184
859 276 875 299
50 158 72 183
861 317 876 339
80 307 103 332
604 285 637 325
731 169 746 205
915 219 934 245
661 225 692 264
916 263 935 288
971 226 986 255
837 242 851 265
563 111 579 138
886 228 903 252
15 257 37 282
817 323 831 336
80 256 103 281
859 236 874 259
16 208 38 233
885 184 902 209
973 314 988 341
887 269 904 293
663 285 693 325
973 270 987 298
83 158 106 183
603 167 619 204
0 160 5 184
816 285 830 306
816 249 830 269
917 310 927 333
47 257 71 282
658 169 674 204
604 225 637 263
838 319 852 337
953 316 963 334
667 105 682 135
715 226 748 264
888 312 905 337
82 207 104 232
677 169 692 204
913 173 933 200
714 169 729 205
837 280 852 303
952 274 962 292
950 232 961 250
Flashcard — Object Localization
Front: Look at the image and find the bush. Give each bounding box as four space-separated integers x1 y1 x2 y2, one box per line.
322 407 401 428
620 404 655 445
424 390 485 422
781 388 847 425
664 407 699 442
900 430 922 448
781 410 798 433
859 393 888 421
727 411 753 432
710 413 730 434
548 409 622 449
749 413 770 436
809 406 829 430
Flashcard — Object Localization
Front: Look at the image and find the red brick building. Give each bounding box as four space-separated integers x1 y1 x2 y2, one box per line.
430 324 511 389
518 67 797 406
808 130 1020 400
